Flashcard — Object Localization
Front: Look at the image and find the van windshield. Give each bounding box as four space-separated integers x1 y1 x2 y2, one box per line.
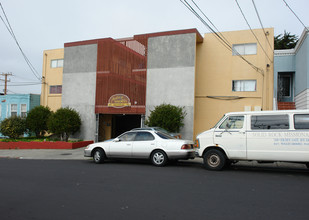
212 115 225 128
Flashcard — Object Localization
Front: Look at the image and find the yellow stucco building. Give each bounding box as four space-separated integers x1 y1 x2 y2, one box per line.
41 48 64 112
41 28 274 140
194 28 274 137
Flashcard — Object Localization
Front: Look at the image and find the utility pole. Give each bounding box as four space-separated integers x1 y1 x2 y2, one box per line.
0 72 13 95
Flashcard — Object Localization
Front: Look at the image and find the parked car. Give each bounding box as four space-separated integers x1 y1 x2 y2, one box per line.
84 130 195 166
131 127 182 139
196 110 309 171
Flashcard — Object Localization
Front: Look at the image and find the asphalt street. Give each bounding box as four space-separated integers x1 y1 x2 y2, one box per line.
0 154 309 220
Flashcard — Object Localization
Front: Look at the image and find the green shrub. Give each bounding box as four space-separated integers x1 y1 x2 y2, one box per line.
0 116 26 139
145 104 186 132
47 107 81 142
26 106 52 137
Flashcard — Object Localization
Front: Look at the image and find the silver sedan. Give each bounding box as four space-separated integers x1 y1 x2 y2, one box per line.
84 130 195 166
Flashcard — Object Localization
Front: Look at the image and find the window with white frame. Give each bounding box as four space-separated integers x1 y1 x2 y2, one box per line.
232 80 256 92
0 105 1 117
51 59 64 68
11 104 17 117
21 104 27 118
232 43 257 55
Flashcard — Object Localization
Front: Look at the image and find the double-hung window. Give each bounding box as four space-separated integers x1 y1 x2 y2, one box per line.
11 104 17 117
21 104 27 117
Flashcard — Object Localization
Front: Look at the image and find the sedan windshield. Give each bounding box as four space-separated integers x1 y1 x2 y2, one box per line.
156 131 176 139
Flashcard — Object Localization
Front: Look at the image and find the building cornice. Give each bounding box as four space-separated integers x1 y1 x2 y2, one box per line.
274 49 295 56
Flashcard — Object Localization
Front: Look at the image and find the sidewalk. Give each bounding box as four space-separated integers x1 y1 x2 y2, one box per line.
0 147 87 160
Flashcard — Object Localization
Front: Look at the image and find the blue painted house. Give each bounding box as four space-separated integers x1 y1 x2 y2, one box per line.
0 94 40 137
274 28 309 110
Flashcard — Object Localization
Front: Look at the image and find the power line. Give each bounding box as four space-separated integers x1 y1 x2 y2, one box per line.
0 2 41 81
235 0 272 63
0 82 43 87
251 0 273 51
282 0 309 32
180 0 264 74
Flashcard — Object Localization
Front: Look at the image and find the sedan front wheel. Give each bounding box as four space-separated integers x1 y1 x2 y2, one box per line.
93 148 105 164
151 150 167 167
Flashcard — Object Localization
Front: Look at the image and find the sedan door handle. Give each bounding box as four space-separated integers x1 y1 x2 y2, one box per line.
215 135 222 137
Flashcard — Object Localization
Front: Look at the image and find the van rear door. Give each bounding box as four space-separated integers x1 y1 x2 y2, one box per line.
214 115 247 159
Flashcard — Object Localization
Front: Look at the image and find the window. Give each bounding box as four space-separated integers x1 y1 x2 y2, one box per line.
294 114 309 129
251 115 289 130
232 43 257 55
156 132 175 139
51 59 64 68
11 104 17 117
232 80 256 92
21 104 27 118
134 132 155 141
118 132 136 141
219 116 244 129
50 85 62 94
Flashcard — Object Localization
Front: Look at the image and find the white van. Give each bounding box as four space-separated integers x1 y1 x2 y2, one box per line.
195 110 309 170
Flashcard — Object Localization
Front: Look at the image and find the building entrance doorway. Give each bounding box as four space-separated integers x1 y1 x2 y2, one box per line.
278 72 294 102
97 114 141 142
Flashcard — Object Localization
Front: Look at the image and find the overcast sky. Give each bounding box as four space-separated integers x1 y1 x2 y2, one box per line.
0 0 308 94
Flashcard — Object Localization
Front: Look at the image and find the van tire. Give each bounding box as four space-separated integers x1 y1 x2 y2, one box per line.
203 149 226 171
306 163 309 169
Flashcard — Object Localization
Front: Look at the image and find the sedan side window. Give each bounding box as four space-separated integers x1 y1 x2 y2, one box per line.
135 132 155 141
118 132 136 141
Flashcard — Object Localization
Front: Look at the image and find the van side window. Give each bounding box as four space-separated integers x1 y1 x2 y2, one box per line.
294 114 309 129
219 116 244 129
251 115 289 129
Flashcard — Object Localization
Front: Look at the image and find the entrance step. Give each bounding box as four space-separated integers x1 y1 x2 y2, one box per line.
278 102 296 110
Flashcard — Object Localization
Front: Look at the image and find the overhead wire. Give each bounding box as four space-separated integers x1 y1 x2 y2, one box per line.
282 0 309 32
0 2 41 81
251 0 273 51
0 82 43 87
180 0 264 74
235 0 272 63
191 0 232 47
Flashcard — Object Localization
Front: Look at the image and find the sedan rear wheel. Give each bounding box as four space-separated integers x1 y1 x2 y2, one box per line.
93 148 105 164
151 150 167 167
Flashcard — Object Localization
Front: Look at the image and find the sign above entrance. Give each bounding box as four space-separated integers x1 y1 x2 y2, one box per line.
108 94 131 108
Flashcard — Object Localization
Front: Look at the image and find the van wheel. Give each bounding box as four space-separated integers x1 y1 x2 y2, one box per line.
203 149 226 171
306 163 309 169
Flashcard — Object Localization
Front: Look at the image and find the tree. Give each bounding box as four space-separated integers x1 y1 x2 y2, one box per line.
47 107 81 141
145 104 186 133
26 106 52 137
274 31 298 49
0 116 26 139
